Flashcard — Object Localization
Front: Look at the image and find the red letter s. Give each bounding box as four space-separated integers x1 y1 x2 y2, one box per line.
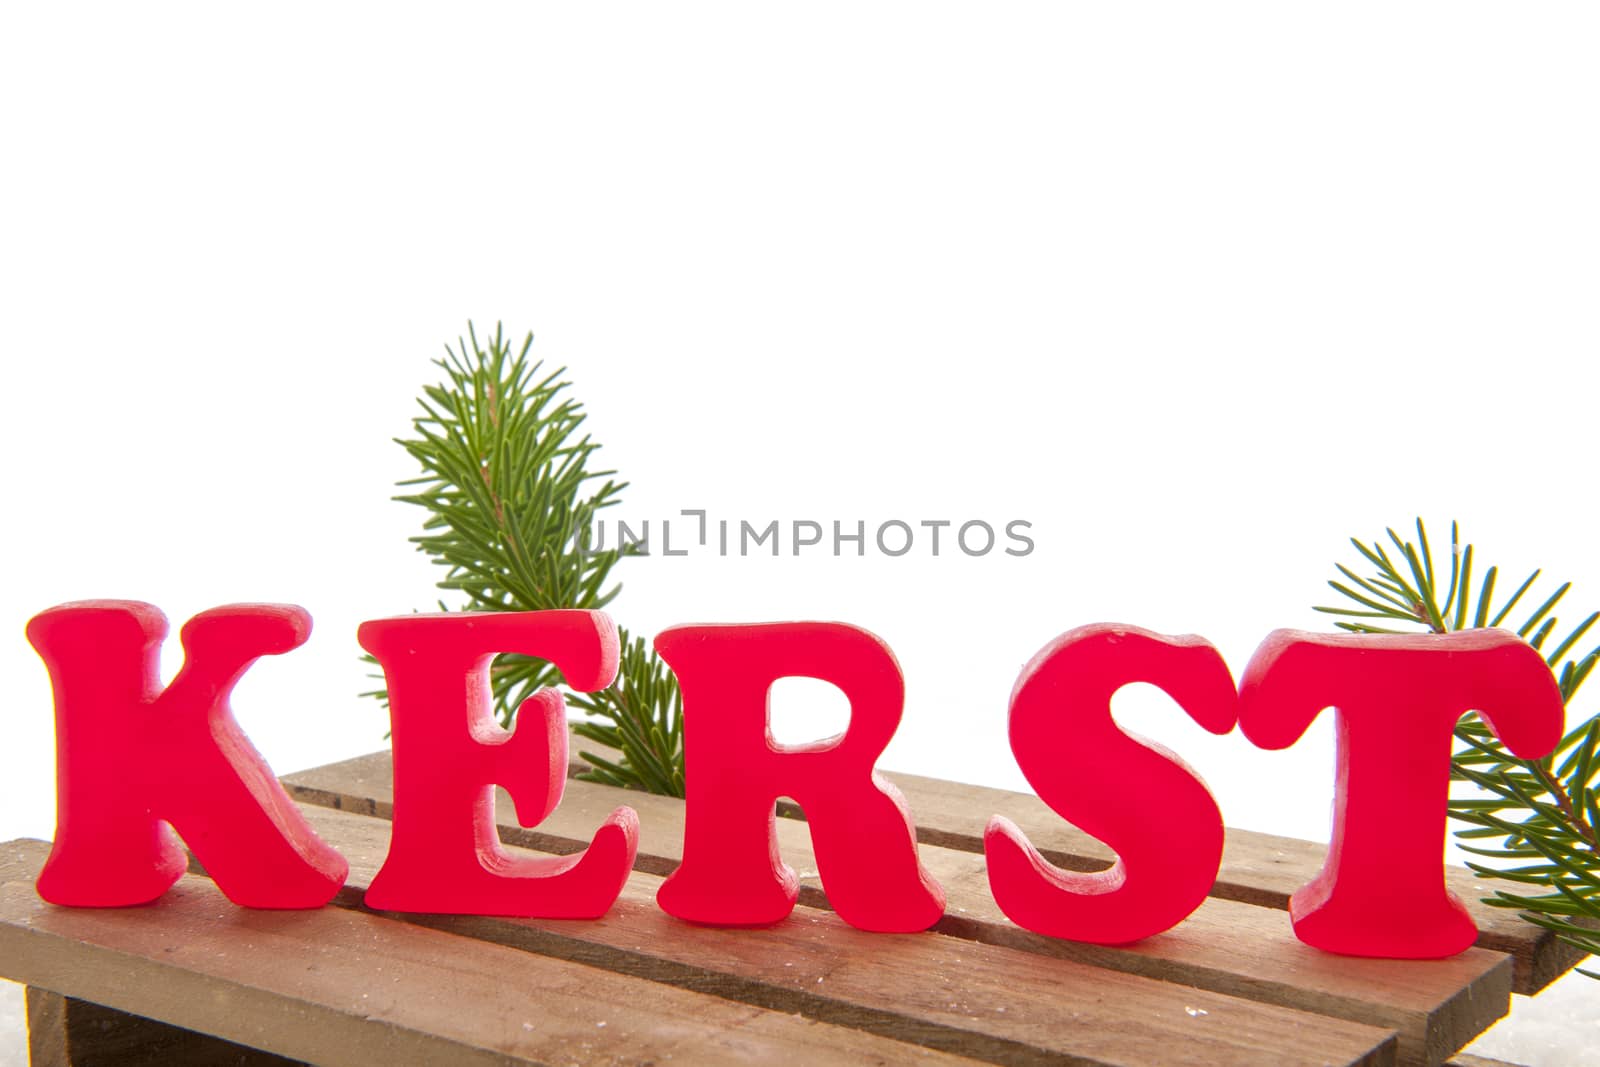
986 624 1237 944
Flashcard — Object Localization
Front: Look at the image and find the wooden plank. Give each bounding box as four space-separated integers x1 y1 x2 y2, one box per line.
561 732 1580 994
285 755 1506 1066
25 987 302 1066
0 840 972 1067
286 802 1397 1067
869 767 1579 994
24 986 69 1067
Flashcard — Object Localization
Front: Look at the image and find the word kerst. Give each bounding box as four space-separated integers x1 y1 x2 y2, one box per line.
26 601 1564 961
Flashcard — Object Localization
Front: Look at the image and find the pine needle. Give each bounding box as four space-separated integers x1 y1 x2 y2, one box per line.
366 322 685 796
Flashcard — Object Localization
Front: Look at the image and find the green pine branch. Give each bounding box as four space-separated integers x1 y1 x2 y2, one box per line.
363 322 685 797
1317 519 1600 976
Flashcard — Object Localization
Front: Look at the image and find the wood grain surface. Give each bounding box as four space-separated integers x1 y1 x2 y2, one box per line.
1 840 974 1067
284 752 1514 1065
559 730 1580 994
306 803 1407 1065
26 987 303 1067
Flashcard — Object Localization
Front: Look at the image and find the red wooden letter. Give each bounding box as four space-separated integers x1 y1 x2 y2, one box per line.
360 610 637 918
1238 628 1564 958
26 600 347 908
653 622 944 931
984 625 1238 944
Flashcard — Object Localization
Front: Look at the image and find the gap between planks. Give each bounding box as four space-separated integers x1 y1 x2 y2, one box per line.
0 840 978 1067
284 755 1510 1067
221 812 1400 1067
558 729 1580 995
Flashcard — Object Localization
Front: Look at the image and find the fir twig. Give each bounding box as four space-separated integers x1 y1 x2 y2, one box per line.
1319 519 1600 974
365 322 685 796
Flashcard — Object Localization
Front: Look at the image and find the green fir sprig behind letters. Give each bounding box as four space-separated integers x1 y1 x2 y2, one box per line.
367 323 685 797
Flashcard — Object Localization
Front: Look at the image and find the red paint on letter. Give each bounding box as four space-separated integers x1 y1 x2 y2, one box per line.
27 600 347 908
1239 628 1564 957
985 624 1238 944
361 610 637 918
653 622 944 931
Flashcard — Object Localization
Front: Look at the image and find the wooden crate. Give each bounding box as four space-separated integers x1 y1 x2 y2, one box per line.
0 746 1562 1066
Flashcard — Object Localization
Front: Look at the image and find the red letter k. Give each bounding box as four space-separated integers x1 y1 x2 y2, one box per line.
27 600 348 909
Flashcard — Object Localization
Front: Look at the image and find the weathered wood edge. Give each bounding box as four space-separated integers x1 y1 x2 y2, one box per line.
1443 1055 1529 1067
284 754 1506 1067
26 987 303 1067
556 733 1579 994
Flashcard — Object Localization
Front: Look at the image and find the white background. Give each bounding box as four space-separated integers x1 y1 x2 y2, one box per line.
1 3 1595 1062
